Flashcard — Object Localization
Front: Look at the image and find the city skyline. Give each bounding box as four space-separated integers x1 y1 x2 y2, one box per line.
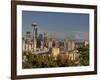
22 11 90 68
22 11 89 41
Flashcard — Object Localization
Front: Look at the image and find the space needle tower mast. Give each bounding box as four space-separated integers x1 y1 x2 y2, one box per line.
31 22 38 51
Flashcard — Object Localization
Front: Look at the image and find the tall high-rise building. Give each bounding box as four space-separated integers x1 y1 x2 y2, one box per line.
26 32 31 40
67 41 72 51
71 41 75 50
25 32 31 52
37 34 43 48
31 22 38 51
67 41 75 51
44 32 48 47
64 40 68 51
48 38 53 48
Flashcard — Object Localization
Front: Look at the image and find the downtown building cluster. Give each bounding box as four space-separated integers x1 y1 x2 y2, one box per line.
22 22 89 61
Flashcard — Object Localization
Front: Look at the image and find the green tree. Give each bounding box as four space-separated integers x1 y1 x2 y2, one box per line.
77 45 89 66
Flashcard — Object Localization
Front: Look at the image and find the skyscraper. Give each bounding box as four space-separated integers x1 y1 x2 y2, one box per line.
44 32 48 47
31 22 38 51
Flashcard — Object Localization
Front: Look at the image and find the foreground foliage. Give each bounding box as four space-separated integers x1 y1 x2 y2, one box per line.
22 45 89 69
77 45 89 66
22 52 79 69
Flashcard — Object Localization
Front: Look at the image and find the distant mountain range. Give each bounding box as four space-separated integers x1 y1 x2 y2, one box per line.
50 32 89 42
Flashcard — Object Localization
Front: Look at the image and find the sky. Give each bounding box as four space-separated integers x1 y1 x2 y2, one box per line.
22 11 89 41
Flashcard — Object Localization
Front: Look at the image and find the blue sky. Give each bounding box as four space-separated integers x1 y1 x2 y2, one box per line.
22 11 89 41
